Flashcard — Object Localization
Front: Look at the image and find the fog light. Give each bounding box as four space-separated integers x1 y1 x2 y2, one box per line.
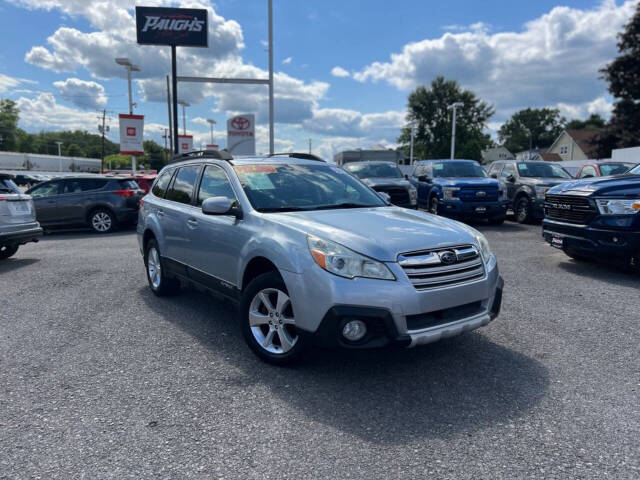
342 320 367 342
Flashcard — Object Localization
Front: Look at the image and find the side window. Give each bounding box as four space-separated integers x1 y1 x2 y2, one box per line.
28 181 62 198
152 170 174 198
63 180 83 194
501 163 516 179
165 165 200 205
78 179 108 191
197 165 237 206
579 166 597 178
488 163 502 176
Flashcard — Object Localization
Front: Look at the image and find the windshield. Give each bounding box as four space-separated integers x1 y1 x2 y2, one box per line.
517 162 572 179
600 164 633 176
233 163 386 212
629 164 640 175
344 163 403 179
431 162 486 178
0 178 19 193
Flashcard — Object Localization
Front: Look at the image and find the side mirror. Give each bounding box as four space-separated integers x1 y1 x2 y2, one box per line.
378 191 391 203
418 175 431 183
583 174 594 178
507 174 516 183
404 174 409 180
202 196 235 216
490 173 498 179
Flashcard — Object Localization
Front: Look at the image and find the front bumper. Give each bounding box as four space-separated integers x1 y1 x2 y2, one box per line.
0 224 43 246
283 256 503 349
438 200 508 218
542 218 640 259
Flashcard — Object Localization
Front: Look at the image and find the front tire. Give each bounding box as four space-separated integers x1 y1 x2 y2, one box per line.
428 196 439 215
90 209 116 234
515 197 532 224
144 239 180 296
240 271 308 365
0 244 19 260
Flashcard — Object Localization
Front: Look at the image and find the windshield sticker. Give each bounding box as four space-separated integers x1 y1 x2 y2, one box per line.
433 164 444 171
245 173 275 190
234 164 277 174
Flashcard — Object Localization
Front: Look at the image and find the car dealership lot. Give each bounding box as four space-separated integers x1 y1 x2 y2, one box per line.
1 225 638 479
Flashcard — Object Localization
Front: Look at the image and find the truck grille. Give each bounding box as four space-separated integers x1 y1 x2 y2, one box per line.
458 187 499 202
398 245 485 290
374 186 409 205
544 194 596 225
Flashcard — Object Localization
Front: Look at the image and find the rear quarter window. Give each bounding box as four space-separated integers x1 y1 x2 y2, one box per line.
151 170 174 198
117 180 140 190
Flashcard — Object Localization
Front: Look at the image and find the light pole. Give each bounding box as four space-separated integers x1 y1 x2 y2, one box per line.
177 100 190 135
447 102 464 160
55 141 63 171
115 58 140 172
206 118 216 145
524 127 533 159
409 120 417 165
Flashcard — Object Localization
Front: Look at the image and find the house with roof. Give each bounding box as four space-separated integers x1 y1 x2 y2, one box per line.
481 146 514 164
547 129 601 161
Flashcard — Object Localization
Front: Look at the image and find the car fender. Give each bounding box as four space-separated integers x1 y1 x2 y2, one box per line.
141 213 167 254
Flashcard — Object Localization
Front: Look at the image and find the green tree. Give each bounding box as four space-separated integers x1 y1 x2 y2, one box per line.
498 108 565 154
597 2 640 156
142 140 167 170
0 99 20 151
65 144 84 157
398 77 494 161
565 113 606 131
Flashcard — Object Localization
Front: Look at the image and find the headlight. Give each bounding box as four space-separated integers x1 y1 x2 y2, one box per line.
459 225 493 262
307 235 395 280
409 187 418 203
443 187 460 200
499 189 507 201
595 198 640 215
534 186 549 198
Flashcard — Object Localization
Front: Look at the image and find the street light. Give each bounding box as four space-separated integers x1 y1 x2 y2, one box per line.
523 126 533 159
55 141 63 171
115 57 140 172
447 102 464 160
409 120 417 165
206 118 216 145
177 100 190 135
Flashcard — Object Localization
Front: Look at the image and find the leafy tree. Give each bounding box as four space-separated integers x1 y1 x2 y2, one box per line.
597 2 640 156
65 144 84 157
565 113 606 131
498 108 565 154
0 99 20 151
142 140 167 170
398 77 494 161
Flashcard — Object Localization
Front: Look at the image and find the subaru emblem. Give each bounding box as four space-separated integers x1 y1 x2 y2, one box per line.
439 251 457 265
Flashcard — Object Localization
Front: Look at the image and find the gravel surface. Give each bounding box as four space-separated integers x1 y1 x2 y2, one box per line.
1 223 638 479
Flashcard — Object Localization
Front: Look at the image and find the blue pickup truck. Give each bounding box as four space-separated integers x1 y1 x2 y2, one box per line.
542 163 640 270
409 160 508 224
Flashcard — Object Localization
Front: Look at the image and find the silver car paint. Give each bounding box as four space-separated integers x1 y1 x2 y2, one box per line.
138 158 501 343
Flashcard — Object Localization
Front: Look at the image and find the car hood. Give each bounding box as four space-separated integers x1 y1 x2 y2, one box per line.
520 177 570 188
433 177 499 187
361 177 412 189
267 207 477 261
547 174 640 197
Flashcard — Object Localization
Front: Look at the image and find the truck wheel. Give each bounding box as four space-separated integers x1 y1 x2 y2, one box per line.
0 244 19 260
240 271 309 366
428 196 439 215
515 197 532 224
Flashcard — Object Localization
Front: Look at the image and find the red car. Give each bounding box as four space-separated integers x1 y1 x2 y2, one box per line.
575 162 636 178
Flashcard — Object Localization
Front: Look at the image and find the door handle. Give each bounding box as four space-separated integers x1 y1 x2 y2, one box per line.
187 218 198 228
157 209 165 217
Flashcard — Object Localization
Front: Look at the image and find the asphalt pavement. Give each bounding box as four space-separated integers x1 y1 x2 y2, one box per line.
1 222 638 479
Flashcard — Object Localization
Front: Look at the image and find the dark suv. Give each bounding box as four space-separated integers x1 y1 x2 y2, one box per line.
343 161 417 208
26 176 144 233
542 163 640 269
487 161 572 223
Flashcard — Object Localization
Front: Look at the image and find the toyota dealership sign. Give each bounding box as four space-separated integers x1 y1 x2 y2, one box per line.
136 6 208 47
227 114 256 156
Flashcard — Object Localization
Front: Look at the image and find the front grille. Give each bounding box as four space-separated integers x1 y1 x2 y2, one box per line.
545 194 596 225
375 186 410 205
458 187 499 202
398 245 485 290
406 301 484 331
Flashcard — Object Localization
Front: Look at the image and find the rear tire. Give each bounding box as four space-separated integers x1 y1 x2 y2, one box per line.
515 197 532 224
0 244 19 260
428 196 439 215
144 239 180 296
89 209 117 234
240 271 309 366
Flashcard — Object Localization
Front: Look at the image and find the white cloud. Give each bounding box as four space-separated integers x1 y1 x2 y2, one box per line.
53 77 107 109
330 66 350 78
353 1 637 117
0 73 22 93
303 108 405 138
556 96 614 120
282 57 292 65
16 92 108 133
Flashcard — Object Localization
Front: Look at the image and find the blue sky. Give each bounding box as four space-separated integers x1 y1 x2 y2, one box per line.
0 0 636 159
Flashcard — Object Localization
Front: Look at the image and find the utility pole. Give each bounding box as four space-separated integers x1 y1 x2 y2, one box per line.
447 102 464 160
268 0 274 155
166 75 173 154
178 100 189 135
99 110 106 173
55 141 63 172
409 120 417 165
115 58 140 172
162 128 169 163
309 138 312 154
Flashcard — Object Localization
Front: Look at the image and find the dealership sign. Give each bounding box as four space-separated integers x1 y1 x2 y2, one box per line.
119 114 145 155
178 135 194 154
136 6 208 47
227 114 256 156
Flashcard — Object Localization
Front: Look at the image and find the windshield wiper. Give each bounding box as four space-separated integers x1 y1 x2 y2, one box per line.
256 206 314 213
311 202 379 210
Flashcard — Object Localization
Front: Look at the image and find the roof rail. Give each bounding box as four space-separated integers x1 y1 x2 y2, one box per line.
171 150 234 162
267 152 326 162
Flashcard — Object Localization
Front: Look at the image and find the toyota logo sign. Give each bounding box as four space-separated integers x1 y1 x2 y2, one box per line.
231 117 250 130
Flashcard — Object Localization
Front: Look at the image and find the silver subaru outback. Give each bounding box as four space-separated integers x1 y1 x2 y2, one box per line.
138 152 503 365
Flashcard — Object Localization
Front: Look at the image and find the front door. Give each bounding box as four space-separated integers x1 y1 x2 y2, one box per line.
28 180 65 225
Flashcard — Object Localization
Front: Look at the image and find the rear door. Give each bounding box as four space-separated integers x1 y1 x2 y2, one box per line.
0 177 35 228
27 180 65 224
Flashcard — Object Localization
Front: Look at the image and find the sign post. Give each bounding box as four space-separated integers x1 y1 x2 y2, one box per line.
135 6 208 155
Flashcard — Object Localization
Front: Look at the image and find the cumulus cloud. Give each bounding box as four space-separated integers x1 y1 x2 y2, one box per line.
53 77 107 109
303 108 404 138
0 73 21 93
353 1 637 119
330 66 350 78
16 92 107 132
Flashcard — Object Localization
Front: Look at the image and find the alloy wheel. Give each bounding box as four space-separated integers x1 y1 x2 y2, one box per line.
248 288 298 354
92 212 112 232
147 247 161 289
